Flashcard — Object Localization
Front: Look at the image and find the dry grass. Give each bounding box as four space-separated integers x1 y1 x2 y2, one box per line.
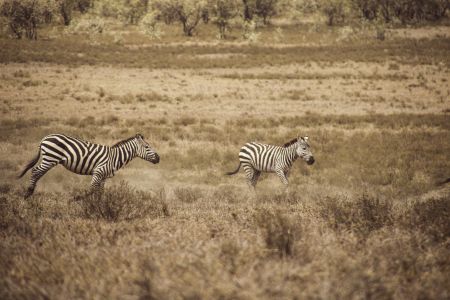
0 22 449 299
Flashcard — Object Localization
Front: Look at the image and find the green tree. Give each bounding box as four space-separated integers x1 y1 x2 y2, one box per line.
209 0 239 39
153 0 207 36
319 0 350 25
58 0 75 25
0 0 57 39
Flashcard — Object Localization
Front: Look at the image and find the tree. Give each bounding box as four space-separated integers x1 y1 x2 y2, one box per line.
209 0 239 39
94 0 149 24
122 0 149 24
0 0 57 39
255 0 278 24
76 0 92 13
153 0 207 36
58 0 75 25
242 0 254 20
319 0 350 26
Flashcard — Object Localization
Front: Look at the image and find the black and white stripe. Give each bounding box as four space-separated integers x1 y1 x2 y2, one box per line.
19 133 159 198
226 136 314 188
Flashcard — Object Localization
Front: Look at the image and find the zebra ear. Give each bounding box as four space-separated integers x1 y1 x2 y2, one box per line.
136 133 144 140
304 136 309 142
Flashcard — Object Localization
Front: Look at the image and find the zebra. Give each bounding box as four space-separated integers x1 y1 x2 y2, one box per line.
18 133 160 198
226 136 314 188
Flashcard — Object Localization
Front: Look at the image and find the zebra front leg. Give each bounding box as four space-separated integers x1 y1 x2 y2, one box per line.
90 172 107 197
25 159 58 199
275 169 289 188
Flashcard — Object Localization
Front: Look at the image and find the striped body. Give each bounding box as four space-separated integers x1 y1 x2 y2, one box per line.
41 134 109 175
19 133 159 198
227 137 314 188
239 142 297 173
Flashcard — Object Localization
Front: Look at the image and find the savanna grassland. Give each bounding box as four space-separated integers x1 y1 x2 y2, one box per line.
1 19 450 300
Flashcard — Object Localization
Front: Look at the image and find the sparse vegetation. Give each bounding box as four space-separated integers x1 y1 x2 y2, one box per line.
0 4 448 299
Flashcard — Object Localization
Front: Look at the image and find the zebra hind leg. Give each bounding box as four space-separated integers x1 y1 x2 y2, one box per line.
25 159 58 199
243 165 258 190
251 170 261 188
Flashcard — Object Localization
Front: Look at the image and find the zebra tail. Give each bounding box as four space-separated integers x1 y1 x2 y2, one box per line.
226 162 241 176
18 149 40 178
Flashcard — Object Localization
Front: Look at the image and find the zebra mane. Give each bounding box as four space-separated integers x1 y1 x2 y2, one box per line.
283 138 298 148
111 136 138 148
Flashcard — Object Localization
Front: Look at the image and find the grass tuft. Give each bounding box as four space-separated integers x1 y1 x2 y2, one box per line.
75 182 168 222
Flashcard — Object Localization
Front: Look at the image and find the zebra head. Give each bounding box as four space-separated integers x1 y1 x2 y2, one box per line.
296 136 314 165
135 134 160 164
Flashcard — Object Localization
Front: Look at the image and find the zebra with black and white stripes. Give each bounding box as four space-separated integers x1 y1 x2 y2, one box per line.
226 136 314 188
19 133 160 198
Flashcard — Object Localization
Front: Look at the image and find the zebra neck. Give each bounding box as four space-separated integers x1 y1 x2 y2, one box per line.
284 144 299 165
111 142 138 170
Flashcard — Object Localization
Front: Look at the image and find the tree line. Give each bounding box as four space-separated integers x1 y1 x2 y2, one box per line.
0 0 448 40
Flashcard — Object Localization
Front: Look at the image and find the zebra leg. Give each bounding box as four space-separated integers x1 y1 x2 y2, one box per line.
251 170 261 188
275 169 289 186
243 164 257 189
25 158 58 198
90 170 107 197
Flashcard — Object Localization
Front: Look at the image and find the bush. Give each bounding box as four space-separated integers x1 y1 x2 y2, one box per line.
209 0 239 39
255 208 301 257
139 11 163 39
58 0 76 25
241 0 279 23
242 19 260 42
407 196 449 243
76 182 169 222
254 0 279 24
353 0 449 24
94 0 149 24
173 186 203 203
66 16 105 34
320 0 351 26
0 0 58 39
320 193 393 238
153 0 207 36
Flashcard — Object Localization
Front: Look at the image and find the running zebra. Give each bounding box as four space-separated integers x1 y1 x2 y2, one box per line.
19 133 160 198
226 136 314 188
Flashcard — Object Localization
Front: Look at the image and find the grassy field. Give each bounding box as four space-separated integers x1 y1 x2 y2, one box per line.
0 22 449 299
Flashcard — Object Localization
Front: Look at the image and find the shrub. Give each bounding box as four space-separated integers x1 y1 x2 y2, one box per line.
94 0 149 24
0 0 58 39
76 182 168 222
153 0 207 36
58 0 76 25
209 0 239 39
407 196 449 243
320 193 393 238
212 185 241 203
254 0 279 24
139 11 163 39
242 19 260 42
353 0 449 24
66 16 105 34
319 0 351 26
76 0 92 13
255 208 301 257
173 186 203 203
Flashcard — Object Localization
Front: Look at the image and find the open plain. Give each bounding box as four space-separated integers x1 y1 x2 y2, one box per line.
0 21 449 299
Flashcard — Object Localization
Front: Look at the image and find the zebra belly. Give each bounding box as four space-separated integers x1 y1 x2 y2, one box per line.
61 162 93 175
